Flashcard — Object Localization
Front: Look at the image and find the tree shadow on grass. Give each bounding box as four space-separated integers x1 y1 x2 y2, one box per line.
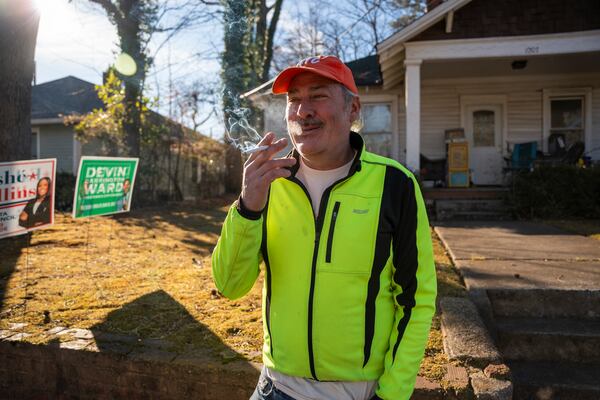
0 233 28 318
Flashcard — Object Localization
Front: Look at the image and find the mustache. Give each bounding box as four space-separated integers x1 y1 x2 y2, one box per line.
298 118 322 127
287 118 323 128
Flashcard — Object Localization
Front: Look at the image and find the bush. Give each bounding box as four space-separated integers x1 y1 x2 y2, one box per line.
508 165 600 219
55 172 76 212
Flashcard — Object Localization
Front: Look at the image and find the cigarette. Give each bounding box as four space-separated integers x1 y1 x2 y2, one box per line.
243 145 269 154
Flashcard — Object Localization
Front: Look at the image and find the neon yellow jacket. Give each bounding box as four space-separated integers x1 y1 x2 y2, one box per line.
212 133 437 400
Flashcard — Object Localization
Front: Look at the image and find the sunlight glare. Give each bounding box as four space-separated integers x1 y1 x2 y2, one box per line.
33 0 66 21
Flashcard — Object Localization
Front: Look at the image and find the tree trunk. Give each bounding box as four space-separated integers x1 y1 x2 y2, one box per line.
117 14 144 157
0 1 40 161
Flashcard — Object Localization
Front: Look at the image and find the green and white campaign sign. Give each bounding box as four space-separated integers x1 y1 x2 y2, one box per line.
73 157 139 219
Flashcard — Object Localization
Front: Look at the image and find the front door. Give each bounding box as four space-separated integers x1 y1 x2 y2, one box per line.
465 104 504 185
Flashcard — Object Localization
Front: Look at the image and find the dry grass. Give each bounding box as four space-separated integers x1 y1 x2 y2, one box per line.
419 228 466 382
0 200 465 383
0 195 263 361
542 219 600 241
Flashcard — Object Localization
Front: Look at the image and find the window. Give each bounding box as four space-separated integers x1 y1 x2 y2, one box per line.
549 97 584 147
31 131 38 158
543 88 591 154
472 110 495 147
362 103 392 158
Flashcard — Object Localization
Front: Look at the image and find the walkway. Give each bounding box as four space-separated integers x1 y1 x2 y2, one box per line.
434 220 600 399
434 220 600 291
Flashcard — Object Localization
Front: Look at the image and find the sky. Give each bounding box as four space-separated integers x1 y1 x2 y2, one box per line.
32 0 397 139
33 0 225 137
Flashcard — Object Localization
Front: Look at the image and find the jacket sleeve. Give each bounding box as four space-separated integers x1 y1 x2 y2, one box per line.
375 174 437 400
211 200 264 300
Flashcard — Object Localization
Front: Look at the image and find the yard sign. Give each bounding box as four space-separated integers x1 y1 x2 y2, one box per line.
73 157 139 219
0 158 56 239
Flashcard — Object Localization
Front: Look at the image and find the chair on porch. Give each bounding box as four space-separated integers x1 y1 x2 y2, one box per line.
504 141 538 172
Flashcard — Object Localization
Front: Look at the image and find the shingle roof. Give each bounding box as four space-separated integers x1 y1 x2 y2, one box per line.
31 76 104 119
242 54 383 99
347 55 382 86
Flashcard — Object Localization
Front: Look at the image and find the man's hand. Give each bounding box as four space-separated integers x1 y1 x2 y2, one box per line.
240 132 296 212
19 211 28 221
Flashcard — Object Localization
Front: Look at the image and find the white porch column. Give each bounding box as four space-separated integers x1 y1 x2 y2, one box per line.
405 59 422 174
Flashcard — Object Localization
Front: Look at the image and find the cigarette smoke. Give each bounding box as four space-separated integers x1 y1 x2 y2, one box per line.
222 89 263 153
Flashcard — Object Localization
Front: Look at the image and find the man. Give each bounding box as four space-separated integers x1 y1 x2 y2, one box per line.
212 55 436 400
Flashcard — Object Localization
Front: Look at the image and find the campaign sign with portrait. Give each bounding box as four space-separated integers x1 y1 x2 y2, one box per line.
0 159 57 239
73 157 139 219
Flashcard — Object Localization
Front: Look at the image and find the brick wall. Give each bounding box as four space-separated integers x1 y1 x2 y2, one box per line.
410 0 600 42
0 339 260 399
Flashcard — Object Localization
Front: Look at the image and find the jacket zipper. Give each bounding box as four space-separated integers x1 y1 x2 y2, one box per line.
288 176 320 380
290 177 350 381
325 201 341 263
286 154 361 381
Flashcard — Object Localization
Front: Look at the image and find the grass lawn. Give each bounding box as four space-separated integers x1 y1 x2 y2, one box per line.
542 219 600 241
0 197 465 383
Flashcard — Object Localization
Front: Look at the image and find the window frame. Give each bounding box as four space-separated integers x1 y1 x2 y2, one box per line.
543 88 592 153
359 94 398 160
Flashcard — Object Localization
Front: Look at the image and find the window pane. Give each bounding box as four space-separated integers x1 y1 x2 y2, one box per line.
473 110 495 147
363 104 391 133
362 103 392 157
31 132 37 158
551 98 583 129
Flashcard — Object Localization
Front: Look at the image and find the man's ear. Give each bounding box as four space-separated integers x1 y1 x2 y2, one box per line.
350 96 361 123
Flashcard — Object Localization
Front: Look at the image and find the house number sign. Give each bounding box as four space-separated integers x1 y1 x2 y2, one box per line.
525 46 540 54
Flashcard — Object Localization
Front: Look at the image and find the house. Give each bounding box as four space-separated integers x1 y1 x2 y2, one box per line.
245 0 600 186
31 76 227 200
31 76 102 174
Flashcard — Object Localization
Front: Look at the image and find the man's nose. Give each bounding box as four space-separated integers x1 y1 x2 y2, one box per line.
296 99 315 119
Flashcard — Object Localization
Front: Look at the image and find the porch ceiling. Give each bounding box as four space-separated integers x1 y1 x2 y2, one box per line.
421 51 600 80
379 30 600 89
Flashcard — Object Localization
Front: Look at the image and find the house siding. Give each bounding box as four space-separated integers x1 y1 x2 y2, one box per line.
38 124 75 173
410 0 600 42
394 73 600 161
255 74 600 164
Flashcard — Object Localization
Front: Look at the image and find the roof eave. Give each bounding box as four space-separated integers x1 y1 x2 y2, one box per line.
240 78 275 100
377 0 472 60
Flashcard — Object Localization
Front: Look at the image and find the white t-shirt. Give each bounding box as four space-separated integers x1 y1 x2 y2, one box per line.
295 156 354 217
265 153 378 400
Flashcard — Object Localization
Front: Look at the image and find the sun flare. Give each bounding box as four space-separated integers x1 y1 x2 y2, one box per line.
33 0 68 24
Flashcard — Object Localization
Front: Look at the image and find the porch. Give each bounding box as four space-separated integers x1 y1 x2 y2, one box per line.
377 29 600 184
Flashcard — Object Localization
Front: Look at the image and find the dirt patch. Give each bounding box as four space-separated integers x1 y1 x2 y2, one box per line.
0 199 466 384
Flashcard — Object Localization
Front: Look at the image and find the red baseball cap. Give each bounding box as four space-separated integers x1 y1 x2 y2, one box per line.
272 55 358 95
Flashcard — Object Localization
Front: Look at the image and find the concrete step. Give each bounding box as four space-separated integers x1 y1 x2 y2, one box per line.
496 317 600 363
423 188 509 201
488 289 600 320
436 199 507 212
509 361 600 400
436 210 512 221
435 199 511 221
